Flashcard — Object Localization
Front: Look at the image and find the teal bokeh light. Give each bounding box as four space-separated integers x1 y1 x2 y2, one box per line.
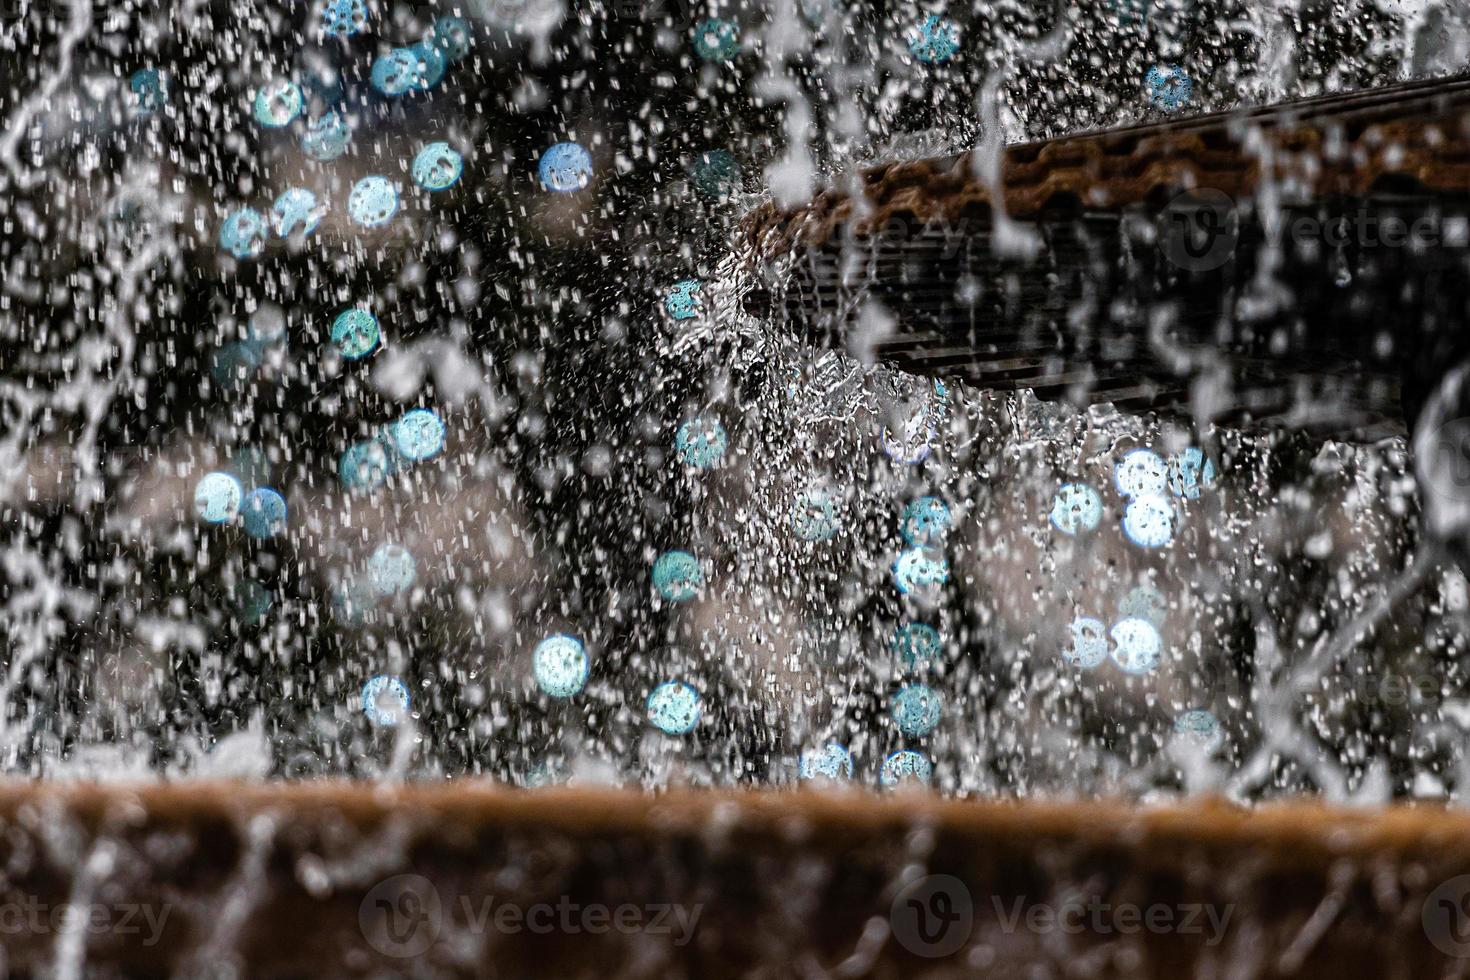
647 681 701 734
194 472 243 524
674 415 727 470
533 634 589 698
652 550 702 602
253 80 303 128
348 176 399 227
799 743 853 781
242 487 288 540
412 142 463 191
368 543 417 596
900 495 951 547
691 18 739 61
361 675 410 726
1050 482 1103 535
890 684 942 737
331 308 381 360
391 409 446 461
1063 616 1108 669
1110 617 1163 674
880 749 932 787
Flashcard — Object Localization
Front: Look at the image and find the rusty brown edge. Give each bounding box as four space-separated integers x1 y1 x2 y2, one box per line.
7 780 1470 871
738 73 1470 263
4 782 1470 976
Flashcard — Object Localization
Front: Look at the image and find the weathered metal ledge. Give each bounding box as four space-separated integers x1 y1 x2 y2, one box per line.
2 781 1470 977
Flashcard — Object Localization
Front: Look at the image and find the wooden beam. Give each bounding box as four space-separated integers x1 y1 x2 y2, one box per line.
2 781 1469 976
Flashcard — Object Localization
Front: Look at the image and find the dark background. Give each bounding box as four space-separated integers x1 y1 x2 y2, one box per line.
0 0 1421 785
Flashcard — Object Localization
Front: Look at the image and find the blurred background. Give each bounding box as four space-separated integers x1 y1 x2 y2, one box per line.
0 0 1465 800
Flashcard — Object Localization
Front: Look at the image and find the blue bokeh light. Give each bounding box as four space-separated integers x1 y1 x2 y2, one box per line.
1123 493 1177 548
880 749 933 787
242 487 288 539
1113 448 1168 498
194 472 243 524
674 415 727 469
252 80 303 127
690 149 740 199
331 308 380 360
1110 617 1163 674
901 496 951 547
907 14 961 63
370 48 421 96
538 142 592 193
893 547 950 596
429 15 472 61
1063 616 1108 669
271 187 324 238
411 41 447 90
361 674 410 726
234 579 272 626
893 622 942 672
391 408 446 461
663 279 702 320
646 681 701 734
412 142 463 191
533 634 589 698
368 543 417 596
348 176 399 227
211 341 261 389
891 684 942 737
1049 482 1103 535
1173 708 1223 751
791 488 839 542
338 439 391 491
1147 64 1193 111
320 0 367 35
301 110 350 161
691 18 739 61
652 550 702 602
798 743 854 781
218 208 267 260
130 68 166 114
